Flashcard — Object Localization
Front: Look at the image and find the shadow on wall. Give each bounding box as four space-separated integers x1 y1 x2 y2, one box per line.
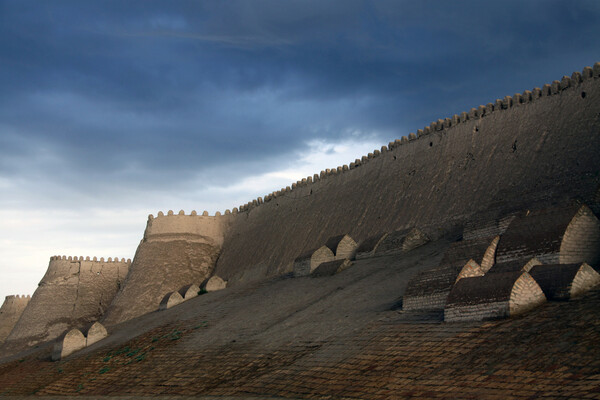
0 295 31 344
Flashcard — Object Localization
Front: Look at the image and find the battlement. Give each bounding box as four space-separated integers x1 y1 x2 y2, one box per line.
49 256 131 263
230 63 600 215
40 256 131 288
143 209 229 247
3 294 31 302
149 209 236 219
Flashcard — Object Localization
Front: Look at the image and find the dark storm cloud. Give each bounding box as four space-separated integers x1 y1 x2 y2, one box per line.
1 0 599 196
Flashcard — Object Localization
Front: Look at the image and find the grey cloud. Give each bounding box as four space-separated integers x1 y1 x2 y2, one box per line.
0 0 599 200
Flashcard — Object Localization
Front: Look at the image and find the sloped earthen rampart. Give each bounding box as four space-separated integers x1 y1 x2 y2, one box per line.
0 295 30 343
102 211 230 325
213 65 600 284
2 256 129 353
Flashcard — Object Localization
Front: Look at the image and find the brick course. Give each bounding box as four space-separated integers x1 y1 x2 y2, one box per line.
445 272 546 321
496 204 600 267
404 236 499 311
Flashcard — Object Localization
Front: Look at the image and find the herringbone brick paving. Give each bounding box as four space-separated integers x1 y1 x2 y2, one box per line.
1 290 599 398
1 242 599 399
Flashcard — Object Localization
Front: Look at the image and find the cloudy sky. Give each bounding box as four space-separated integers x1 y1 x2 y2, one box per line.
1 0 599 300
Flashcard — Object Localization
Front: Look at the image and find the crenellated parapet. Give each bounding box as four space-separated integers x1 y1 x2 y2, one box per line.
41 256 131 287
149 209 228 218
143 209 229 247
49 255 131 263
3 294 31 302
1 294 32 313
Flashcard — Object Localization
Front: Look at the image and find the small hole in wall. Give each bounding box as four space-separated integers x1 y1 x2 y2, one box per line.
309 189 313 195
429 142 433 147
393 155 397 160
473 126 479 133
581 91 586 99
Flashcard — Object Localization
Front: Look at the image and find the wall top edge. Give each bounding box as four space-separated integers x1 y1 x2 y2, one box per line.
153 62 600 217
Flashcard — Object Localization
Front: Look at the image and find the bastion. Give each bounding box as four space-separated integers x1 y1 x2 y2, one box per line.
101 211 229 326
2 256 129 353
0 294 30 343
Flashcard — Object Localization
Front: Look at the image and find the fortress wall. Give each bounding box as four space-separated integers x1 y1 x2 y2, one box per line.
102 211 230 326
3 257 129 353
215 68 600 284
0 295 30 344
143 210 227 246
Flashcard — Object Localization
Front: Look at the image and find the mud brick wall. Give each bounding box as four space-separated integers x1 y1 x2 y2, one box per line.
3 257 129 353
0 295 30 343
213 71 600 284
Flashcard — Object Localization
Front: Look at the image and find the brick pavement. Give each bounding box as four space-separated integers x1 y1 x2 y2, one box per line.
1 242 600 399
0 290 599 398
